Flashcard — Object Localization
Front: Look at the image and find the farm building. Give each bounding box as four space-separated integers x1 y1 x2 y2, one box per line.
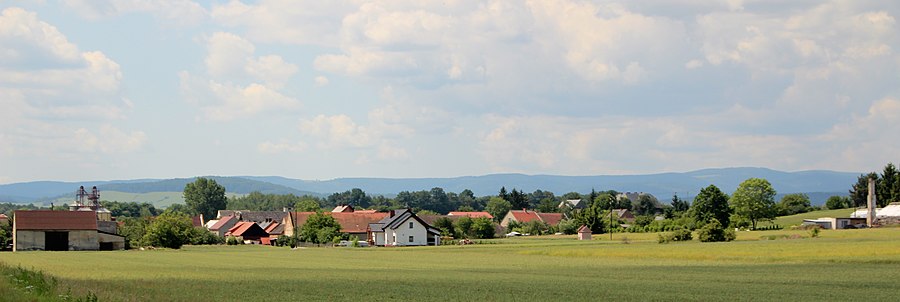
282 211 389 241
850 202 900 220
447 211 493 219
801 217 867 229
577 225 591 240
207 215 238 237
0 213 8 225
217 210 287 224
225 221 269 243
500 209 564 228
13 210 124 251
368 209 442 246
611 209 635 222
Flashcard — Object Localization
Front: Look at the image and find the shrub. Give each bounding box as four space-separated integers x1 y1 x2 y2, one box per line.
809 227 820 238
225 236 242 245
658 227 693 243
697 220 734 242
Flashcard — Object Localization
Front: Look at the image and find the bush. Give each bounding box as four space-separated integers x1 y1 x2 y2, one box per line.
190 227 223 245
697 220 735 242
809 227 820 238
658 227 693 243
225 236 242 245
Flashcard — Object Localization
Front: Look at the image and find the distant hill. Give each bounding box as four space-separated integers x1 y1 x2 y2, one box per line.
1 168 860 206
0 176 320 204
243 168 858 205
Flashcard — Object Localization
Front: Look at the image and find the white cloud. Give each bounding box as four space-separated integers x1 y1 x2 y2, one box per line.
181 32 300 121
180 72 300 121
0 7 143 159
314 76 329 87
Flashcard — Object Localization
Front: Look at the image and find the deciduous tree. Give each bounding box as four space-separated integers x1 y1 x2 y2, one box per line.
183 177 227 220
778 193 813 216
731 178 777 229
690 185 731 228
485 197 511 222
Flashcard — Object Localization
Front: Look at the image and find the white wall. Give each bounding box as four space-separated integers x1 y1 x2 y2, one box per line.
389 218 428 246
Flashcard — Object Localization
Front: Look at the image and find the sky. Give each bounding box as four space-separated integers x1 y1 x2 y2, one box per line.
1 0 899 184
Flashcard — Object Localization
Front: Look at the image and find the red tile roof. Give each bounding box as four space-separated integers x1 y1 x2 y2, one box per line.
14 210 98 230
537 212 564 226
448 211 493 219
227 221 256 236
264 222 280 233
210 215 235 230
508 210 564 225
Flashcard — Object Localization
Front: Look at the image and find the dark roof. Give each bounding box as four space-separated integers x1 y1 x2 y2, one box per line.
371 209 440 235
14 210 98 230
221 211 288 223
288 211 389 234
192 215 204 227
226 221 269 237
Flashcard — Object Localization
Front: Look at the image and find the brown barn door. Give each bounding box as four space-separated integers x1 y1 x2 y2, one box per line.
45 232 69 251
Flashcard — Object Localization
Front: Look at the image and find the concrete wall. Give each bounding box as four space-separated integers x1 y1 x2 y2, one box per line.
98 232 125 250
14 230 100 251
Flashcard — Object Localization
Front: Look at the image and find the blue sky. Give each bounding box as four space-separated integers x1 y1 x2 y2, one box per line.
1 0 898 183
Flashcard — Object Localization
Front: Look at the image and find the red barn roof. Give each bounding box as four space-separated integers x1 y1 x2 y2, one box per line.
507 209 564 225
448 211 493 219
227 221 265 237
14 210 98 230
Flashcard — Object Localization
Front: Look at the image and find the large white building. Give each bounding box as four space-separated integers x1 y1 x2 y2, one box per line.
368 209 441 246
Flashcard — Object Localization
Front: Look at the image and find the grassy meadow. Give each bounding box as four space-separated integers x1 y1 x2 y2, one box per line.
2 228 899 301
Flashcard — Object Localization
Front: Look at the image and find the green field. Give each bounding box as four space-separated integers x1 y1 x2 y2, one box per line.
2 228 899 301
758 208 861 228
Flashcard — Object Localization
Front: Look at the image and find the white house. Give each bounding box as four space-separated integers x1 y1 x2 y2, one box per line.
368 209 441 246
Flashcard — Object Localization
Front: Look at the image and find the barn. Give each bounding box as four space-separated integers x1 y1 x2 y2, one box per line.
13 210 125 251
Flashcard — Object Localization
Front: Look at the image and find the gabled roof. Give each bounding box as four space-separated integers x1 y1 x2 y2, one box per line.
192 215 204 227
263 221 280 233
288 211 389 234
577 225 591 233
267 223 284 235
370 209 441 235
330 212 389 233
332 205 354 212
448 211 493 219
220 210 287 223
209 215 236 230
507 209 564 225
559 199 585 209
14 210 98 230
226 221 268 237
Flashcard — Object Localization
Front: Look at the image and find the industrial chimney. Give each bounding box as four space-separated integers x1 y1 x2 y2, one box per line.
867 178 877 227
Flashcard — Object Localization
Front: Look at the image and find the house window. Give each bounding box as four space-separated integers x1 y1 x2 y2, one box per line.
409 222 414 229
409 235 414 242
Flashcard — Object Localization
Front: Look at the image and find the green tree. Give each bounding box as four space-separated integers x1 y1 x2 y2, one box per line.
879 163 897 205
183 177 227 220
536 198 558 213
485 197 511 223
0 223 9 248
671 194 690 213
690 185 731 228
141 212 195 249
825 195 851 210
299 212 342 244
433 217 454 237
635 195 657 216
573 196 606 234
470 218 496 239
731 178 777 229
696 220 735 242
455 216 474 238
295 199 321 212
119 217 151 249
849 173 878 208
777 193 813 216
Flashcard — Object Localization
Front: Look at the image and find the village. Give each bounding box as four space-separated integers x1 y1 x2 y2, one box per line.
5 178 900 252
